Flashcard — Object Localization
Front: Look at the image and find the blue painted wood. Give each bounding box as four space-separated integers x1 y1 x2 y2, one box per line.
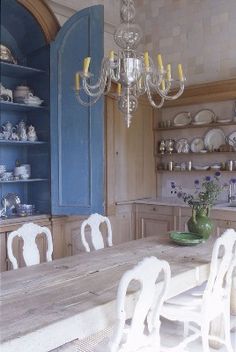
50 5 104 215
0 0 51 215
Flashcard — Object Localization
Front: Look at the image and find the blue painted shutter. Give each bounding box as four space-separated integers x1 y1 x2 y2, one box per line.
50 6 104 215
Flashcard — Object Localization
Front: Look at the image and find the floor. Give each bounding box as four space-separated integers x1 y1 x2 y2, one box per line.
160 317 236 351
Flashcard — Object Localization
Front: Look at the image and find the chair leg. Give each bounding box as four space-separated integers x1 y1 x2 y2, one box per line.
201 321 210 352
223 314 233 352
183 322 189 338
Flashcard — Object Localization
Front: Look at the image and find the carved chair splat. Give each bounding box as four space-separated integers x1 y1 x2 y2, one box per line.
7 222 53 269
80 213 113 252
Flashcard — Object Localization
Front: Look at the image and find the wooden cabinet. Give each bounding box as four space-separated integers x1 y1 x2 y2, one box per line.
135 204 177 239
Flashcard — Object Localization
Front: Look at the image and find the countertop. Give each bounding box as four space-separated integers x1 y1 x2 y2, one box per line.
117 197 236 212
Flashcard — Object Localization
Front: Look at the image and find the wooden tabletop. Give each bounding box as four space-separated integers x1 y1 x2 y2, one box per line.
0 235 214 352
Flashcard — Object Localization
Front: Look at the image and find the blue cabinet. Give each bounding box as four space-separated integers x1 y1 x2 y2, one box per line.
0 0 104 217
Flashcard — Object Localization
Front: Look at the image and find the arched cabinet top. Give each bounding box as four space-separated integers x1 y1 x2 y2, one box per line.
17 0 60 43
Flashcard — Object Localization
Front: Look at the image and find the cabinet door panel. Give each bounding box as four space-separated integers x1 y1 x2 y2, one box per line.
50 6 104 215
138 215 174 238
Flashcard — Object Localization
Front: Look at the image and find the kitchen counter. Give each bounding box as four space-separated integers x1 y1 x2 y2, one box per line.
117 197 236 212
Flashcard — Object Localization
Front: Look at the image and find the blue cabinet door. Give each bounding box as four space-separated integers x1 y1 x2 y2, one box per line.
50 6 104 215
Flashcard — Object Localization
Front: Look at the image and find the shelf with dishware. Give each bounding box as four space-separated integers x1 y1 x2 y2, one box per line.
0 178 48 183
0 140 47 145
0 61 46 78
156 170 235 174
155 121 236 131
0 101 48 112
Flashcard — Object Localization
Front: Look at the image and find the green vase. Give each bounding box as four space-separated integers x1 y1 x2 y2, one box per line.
187 206 213 240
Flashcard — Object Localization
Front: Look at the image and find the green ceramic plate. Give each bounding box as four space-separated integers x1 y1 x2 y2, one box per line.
169 231 205 246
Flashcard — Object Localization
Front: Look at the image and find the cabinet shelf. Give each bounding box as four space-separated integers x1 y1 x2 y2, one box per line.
155 121 236 131
0 62 46 78
0 140 47 146
0 178 48 184
0 101 48 112
156 151 236 157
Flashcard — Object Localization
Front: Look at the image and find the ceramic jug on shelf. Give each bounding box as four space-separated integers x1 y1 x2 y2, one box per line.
27 125 37 142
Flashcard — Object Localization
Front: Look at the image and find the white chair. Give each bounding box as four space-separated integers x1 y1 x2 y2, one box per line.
80 213 113 252
53 256 171 352
7 222 53 269
161 228 236 352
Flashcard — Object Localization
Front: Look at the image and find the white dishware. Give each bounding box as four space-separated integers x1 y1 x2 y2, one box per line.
204 128 225 151
227 131 236 150
193 165 209 171
175 138 190 153
193 109 215 125
210 164 221 170
24 93 43 106
13 85 31 103
190 137 205 153
173 112 191 127
216 117 232 123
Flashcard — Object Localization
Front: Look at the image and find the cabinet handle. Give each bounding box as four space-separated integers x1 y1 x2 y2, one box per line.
67 243 72 247
226 221 231 227
152 207 156 211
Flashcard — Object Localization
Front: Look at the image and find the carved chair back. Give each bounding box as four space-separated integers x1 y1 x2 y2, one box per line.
203 228 236 312
7 222 53 269
80 213 113 252
109 256 171 352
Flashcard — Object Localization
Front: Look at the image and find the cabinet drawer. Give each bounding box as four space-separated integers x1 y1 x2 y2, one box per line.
135 204 173 215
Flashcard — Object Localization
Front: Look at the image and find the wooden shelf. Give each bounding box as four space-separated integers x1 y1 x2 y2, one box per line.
156 151 236 157
156 170 234 173
0 62 46 78
155 121 236 131
0 101 48 112
0 178 48 184
0 140 47 145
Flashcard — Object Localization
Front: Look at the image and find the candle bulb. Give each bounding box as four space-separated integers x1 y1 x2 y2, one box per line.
144 52 150 70
75 73 80 90
117 83 121 96
178 64 184 81
166 64 171 81
157 54 164 71
161 80 166 91
83 57 91 75
109 50 114 61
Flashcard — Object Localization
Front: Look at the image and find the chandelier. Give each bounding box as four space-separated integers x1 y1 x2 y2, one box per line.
75 0 186 127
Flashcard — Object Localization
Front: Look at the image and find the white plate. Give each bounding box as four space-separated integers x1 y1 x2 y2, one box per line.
204 128 225 151
173 112 191 126
193 165 209 171
175 138 190 153
217 118 232 123
190 137 205 153
193 109 215 124
228 131 236 144
227 131 236 150
210 164 221 170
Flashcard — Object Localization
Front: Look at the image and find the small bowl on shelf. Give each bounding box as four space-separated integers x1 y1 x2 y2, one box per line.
16 204 35 216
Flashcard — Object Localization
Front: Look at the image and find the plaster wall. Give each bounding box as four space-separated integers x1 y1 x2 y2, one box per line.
45 0 119 54
135 0 236 86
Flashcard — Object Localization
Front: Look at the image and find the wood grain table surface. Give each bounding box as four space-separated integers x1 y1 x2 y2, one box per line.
0 234 214 352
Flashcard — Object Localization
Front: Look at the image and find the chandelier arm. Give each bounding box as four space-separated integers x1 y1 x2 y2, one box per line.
162 83 185 100
146 84 165 109
75 91 102 106
81 58 111 95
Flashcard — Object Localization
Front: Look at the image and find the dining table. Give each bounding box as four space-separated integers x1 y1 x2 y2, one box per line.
0 234 233 352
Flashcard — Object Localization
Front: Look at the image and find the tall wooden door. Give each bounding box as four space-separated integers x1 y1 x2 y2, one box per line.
50 5 104 215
